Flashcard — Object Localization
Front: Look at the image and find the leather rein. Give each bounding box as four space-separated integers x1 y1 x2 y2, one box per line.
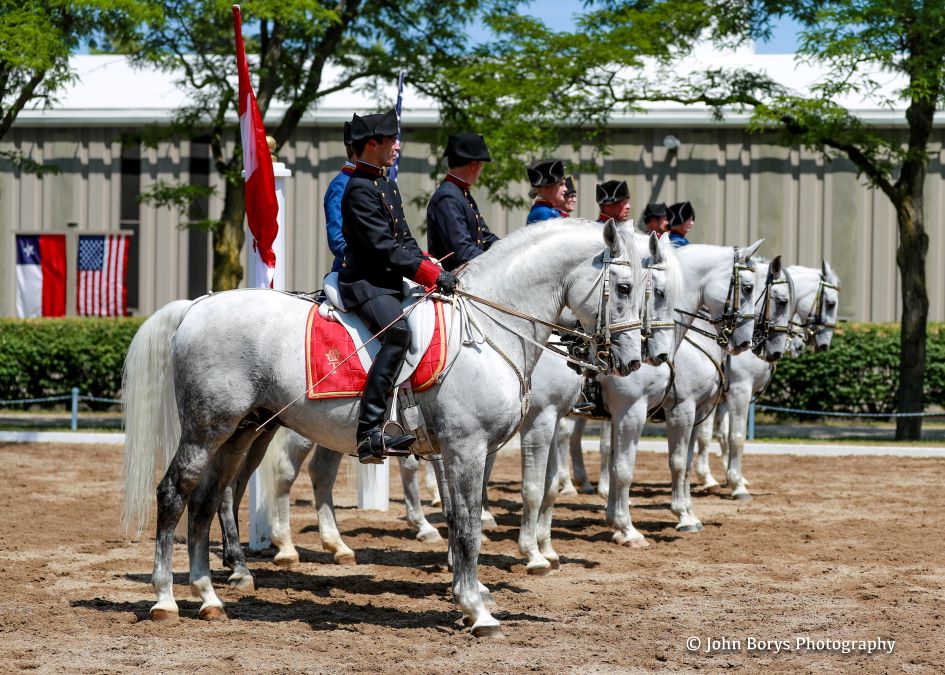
673 248 755 348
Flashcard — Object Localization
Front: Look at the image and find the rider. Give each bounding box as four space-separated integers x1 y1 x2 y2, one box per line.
667 201 695 247
561 175 578 215
595 179 631 223
426 132 499 271
526 159 568 224
641 202 669 236
324 119 357 272
339 110 458 464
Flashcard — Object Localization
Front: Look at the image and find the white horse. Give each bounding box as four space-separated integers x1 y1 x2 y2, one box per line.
487 239 765 569
693 261 840 496
121 219 644 636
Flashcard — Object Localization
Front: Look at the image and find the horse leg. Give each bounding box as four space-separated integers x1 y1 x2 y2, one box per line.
398 455 442 542
554 418 578 495
424 459 442 506
568 417 595 494
597 420 612 499
608 405 649 547
217 425 278 590
480 451 498 531
692 409 721 492
519 407 559 575
725 387 753 500
666 405 703 533
307 445 356 565
187 426 261 620
536 416 565 567
443 444 501 636
269 430 315 567
150 426 233 623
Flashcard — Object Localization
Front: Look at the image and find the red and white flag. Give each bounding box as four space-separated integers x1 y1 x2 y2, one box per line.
233 4 279 288
15 234 66 317
77 234 129 316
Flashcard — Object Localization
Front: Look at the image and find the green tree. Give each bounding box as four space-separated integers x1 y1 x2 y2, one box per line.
438 0 942 439
128 0 513 291
0 0 156 162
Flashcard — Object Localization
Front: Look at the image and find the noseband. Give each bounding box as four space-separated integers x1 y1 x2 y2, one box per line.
591 247 643 371
674 248 755 348
750 268 792 355
640 262 674 352
790 275 840 346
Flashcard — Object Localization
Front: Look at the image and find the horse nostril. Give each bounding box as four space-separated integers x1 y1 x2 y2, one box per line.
629 359 641 372
771 351 783 361
657 353 668 363
817 344 829 353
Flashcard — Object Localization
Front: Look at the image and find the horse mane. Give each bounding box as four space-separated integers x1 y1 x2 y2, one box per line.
462 218 643 307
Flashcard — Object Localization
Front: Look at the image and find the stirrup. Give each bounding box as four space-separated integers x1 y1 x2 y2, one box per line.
357 423 416 465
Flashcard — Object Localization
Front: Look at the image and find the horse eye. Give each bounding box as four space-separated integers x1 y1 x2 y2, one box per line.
654 288 665 298
617 283 631 296
742 284 754 295
826 300 836 310
777 298 788 307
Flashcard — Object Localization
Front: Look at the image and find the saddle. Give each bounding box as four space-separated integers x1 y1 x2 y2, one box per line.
306 272 448 400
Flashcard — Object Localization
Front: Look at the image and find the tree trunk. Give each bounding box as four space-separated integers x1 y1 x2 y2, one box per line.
212 181 246 291
894 200 929 440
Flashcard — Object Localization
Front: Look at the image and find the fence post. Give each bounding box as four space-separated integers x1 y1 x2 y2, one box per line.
70 387 79 431
747 402 756 440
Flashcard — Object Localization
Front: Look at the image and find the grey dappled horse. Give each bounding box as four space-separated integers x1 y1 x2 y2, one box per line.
121 219 644 636
693 261 840 497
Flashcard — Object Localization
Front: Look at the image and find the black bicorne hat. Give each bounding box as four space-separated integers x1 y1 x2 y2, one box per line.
343 121 353 147
596 179 630 205
643 202 668 220
564 175 577 197
349 110 399 142
527 159 565 187
668 201 695 227
445 132 491 162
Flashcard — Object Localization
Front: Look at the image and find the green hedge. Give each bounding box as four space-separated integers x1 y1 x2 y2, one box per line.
762 323 945 416
0 317 144 407
1 319 944 418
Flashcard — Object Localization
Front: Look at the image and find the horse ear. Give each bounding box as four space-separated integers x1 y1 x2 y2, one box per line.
771 255 782 275
739 238 764 262
822 258 834 279
648 231 660 259
602 218 624 257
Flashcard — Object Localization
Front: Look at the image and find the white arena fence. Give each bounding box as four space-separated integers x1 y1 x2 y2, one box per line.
0 388 121 431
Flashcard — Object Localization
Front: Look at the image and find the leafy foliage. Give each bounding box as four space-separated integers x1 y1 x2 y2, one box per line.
0 317 144 408
763 323 945 416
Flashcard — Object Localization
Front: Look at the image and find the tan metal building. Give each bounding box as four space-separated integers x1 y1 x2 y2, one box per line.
3 55 944 321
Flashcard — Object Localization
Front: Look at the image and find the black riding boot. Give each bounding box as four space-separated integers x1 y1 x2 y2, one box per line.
357 326 417 464
572 376 610 419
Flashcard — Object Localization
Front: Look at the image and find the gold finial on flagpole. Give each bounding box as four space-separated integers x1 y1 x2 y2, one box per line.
267 135 277 163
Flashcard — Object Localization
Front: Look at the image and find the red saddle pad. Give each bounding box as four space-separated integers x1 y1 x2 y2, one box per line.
305 300 448 400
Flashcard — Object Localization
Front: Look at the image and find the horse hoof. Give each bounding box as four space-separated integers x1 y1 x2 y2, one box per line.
560 483 578 496
548 558 560 570
462 616 474 628
198 606 228 621
228 575 255 592
472 624 506 639
702 483 721 494
480 533 491 544
526 564 552 576
416 528 442 543
578 484 596 494
732 492 753 501
150 609 179 624
335 552 357 566
481 515 498 531
480 590 497 608
676 523 703 533
273 554 300 568
629 538 650 549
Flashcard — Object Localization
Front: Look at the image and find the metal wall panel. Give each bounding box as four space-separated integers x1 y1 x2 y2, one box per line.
3 124 944 322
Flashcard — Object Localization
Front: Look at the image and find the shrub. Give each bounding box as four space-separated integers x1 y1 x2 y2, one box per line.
762 323 945 417
0 317 144 408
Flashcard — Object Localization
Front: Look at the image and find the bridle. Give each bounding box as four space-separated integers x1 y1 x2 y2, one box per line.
456 245 641 375
790 275 840 346
640 261 675 355
750 267 793 356
674 248 755 348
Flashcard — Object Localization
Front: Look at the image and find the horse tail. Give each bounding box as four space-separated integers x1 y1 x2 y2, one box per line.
121 299 193 540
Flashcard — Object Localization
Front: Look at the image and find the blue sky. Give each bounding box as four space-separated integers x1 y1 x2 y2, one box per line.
467 1 802 53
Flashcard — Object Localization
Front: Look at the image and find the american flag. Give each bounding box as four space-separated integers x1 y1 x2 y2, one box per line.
77 234 129 316
387 71 405 182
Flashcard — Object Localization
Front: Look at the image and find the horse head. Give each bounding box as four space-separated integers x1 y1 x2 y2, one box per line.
565 219 644 376
752 255 793 362
639 231 680 366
